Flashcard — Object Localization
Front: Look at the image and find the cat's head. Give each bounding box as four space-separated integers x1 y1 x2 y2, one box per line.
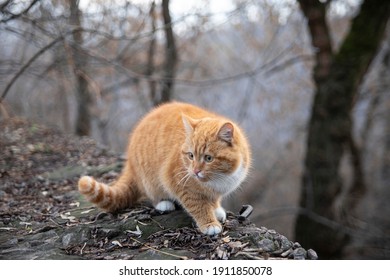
181 115 248 194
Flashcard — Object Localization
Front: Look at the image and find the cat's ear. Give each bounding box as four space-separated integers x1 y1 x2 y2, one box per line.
218 122 234 144
182 114 197 135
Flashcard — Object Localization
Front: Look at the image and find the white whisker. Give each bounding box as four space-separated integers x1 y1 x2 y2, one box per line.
175 169 192 188
174 170 188 180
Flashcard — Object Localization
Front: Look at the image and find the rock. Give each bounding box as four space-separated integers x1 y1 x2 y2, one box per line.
307 249 319 260
258 239 275 252
0 238 18 249
279 235 293 251
292 247 307 260
62 233 75 247
0 118 319 260
281 248 294 258
0 204 319 260
293 242 302 249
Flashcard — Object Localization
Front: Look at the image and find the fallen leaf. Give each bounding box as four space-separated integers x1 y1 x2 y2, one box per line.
0 227 16 231
112 240 123 247
60 213 77 222
70 202 80 207
216 247 228 259
126 225 142 236
81 208 95 214
228 241 242 249
222 236 231 243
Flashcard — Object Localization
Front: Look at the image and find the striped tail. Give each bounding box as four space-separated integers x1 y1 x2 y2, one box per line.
78 171 138 213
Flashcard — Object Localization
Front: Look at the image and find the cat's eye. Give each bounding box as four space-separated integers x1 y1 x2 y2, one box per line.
204 155 213 163
187 152 194 160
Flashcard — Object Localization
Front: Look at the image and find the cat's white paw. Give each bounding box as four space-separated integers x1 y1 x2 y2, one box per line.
202 223 222 235
214 207 226 223
155 200 175 212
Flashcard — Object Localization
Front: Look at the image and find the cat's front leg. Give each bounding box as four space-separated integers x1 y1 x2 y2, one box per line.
177 193 223 235
201 222 222 235
193 208 223 235
214 206 226 223
199 205 229 235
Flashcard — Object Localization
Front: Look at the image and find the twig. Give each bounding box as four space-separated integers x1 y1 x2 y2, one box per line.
0 227 17 231
0 0 40 23
0 27 84 103
30 225 58 234
149 217 165 230
234 251 264 260
129 237 188 260
255 206 388 240
49 218 65 228
0 36 64 102
80 242 87 255
80 211 108 225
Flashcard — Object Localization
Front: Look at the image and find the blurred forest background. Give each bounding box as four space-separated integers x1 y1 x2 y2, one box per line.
0 0 389 259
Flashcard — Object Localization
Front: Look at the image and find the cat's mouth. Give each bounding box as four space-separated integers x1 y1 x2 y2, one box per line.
193 171 208 182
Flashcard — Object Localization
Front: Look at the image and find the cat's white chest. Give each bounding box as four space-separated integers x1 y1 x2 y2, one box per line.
205 161 247 195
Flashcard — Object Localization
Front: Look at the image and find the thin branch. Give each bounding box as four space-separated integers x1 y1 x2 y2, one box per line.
1 22 312 105
264 54 313 77
0 0 12 13
256 206 388 240
0 27 87 103
129 237 188 260
0 35 64 103
146 0 157 105
0 0 40 23
79 39 311 88
160 0 177 104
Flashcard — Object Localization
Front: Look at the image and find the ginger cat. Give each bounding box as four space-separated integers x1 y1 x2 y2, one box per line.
78 102 251 235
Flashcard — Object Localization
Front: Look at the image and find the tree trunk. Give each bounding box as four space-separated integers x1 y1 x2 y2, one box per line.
146 1 158 106
380 36 390 218
69 0 92 136
159 0 177 105
295 0 390 259
297 0 333 83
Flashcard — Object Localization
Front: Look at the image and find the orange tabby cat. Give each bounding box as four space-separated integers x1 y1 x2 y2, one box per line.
78 102 251 235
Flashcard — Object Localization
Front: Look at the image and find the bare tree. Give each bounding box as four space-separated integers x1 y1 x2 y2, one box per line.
295 0 390 259
381 43 390 192
159 0 177 105
69 0 92 136
0 0 40 23
145 1 158 106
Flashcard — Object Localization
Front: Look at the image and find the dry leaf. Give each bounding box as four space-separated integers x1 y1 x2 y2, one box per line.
81 208 95 214
112 240 123 247
60 213 77 222
228 241 242 249
70 202 80 207
126 225 142 236
222 236 231 243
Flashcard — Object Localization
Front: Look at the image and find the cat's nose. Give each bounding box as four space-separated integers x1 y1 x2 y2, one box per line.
193 169 205 180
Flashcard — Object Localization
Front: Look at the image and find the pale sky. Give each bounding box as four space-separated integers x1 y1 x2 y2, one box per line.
79 0 236 19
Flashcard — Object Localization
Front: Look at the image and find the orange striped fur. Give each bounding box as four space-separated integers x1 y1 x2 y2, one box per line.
78 102 251 235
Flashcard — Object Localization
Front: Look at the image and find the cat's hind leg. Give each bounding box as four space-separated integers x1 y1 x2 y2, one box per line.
155 200 176 212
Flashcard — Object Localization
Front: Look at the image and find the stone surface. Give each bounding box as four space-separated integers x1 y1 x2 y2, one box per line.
0 118 318 260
